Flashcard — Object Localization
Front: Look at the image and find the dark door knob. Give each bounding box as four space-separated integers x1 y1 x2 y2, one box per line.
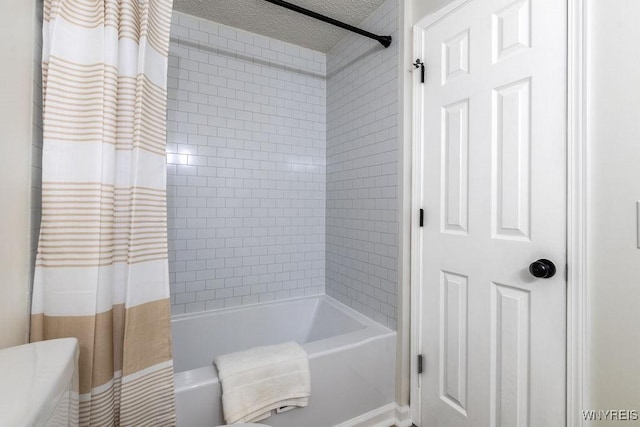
529 259 556 278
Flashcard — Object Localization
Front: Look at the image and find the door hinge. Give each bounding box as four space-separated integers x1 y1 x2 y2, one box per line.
419 209 424 227
413 59 425 83
418 354 424 374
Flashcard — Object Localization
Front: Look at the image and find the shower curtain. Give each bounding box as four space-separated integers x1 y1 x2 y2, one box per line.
31 0 176 425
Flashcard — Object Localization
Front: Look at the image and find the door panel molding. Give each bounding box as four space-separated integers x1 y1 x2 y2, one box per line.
491 77 532 241
490 282 531 427
440 271 469 415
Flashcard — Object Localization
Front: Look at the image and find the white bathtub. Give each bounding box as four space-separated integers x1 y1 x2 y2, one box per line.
172 295 396 427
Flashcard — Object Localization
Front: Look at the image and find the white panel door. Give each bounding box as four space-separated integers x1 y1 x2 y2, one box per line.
414 0 567 426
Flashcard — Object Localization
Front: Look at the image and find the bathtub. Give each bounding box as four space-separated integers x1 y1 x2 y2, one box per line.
172 295 396 427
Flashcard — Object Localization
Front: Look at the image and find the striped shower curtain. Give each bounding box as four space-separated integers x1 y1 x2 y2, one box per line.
31 0 176 425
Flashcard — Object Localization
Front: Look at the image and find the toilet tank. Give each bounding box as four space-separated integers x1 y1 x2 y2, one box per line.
0 338 79 426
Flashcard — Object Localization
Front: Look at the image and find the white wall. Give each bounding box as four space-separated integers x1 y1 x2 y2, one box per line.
586 0 640 413
411 0 455 23
0 0 37 349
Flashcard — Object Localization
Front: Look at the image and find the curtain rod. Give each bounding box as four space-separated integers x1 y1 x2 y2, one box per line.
262 0 392 48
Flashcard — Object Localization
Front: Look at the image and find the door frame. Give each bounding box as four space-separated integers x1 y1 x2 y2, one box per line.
408 0 588 425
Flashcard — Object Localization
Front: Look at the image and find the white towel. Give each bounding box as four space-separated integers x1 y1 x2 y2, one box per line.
214 341 311 424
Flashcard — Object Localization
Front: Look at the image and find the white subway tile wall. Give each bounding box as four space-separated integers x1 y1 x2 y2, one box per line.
325 0 400 329
167 12 327 315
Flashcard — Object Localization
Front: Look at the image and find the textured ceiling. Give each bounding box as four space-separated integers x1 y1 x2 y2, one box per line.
172 0 387 52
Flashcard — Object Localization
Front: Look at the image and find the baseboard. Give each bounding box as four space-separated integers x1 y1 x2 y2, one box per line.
393 404 412 427
334 403 412 427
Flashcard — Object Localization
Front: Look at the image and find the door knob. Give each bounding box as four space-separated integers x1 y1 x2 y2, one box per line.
529 259 556 278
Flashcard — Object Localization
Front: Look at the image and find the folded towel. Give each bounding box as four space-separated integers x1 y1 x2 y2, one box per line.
214 341 311 424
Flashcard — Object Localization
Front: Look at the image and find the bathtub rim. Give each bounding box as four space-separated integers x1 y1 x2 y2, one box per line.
171 293 389 330
172 294 396 391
